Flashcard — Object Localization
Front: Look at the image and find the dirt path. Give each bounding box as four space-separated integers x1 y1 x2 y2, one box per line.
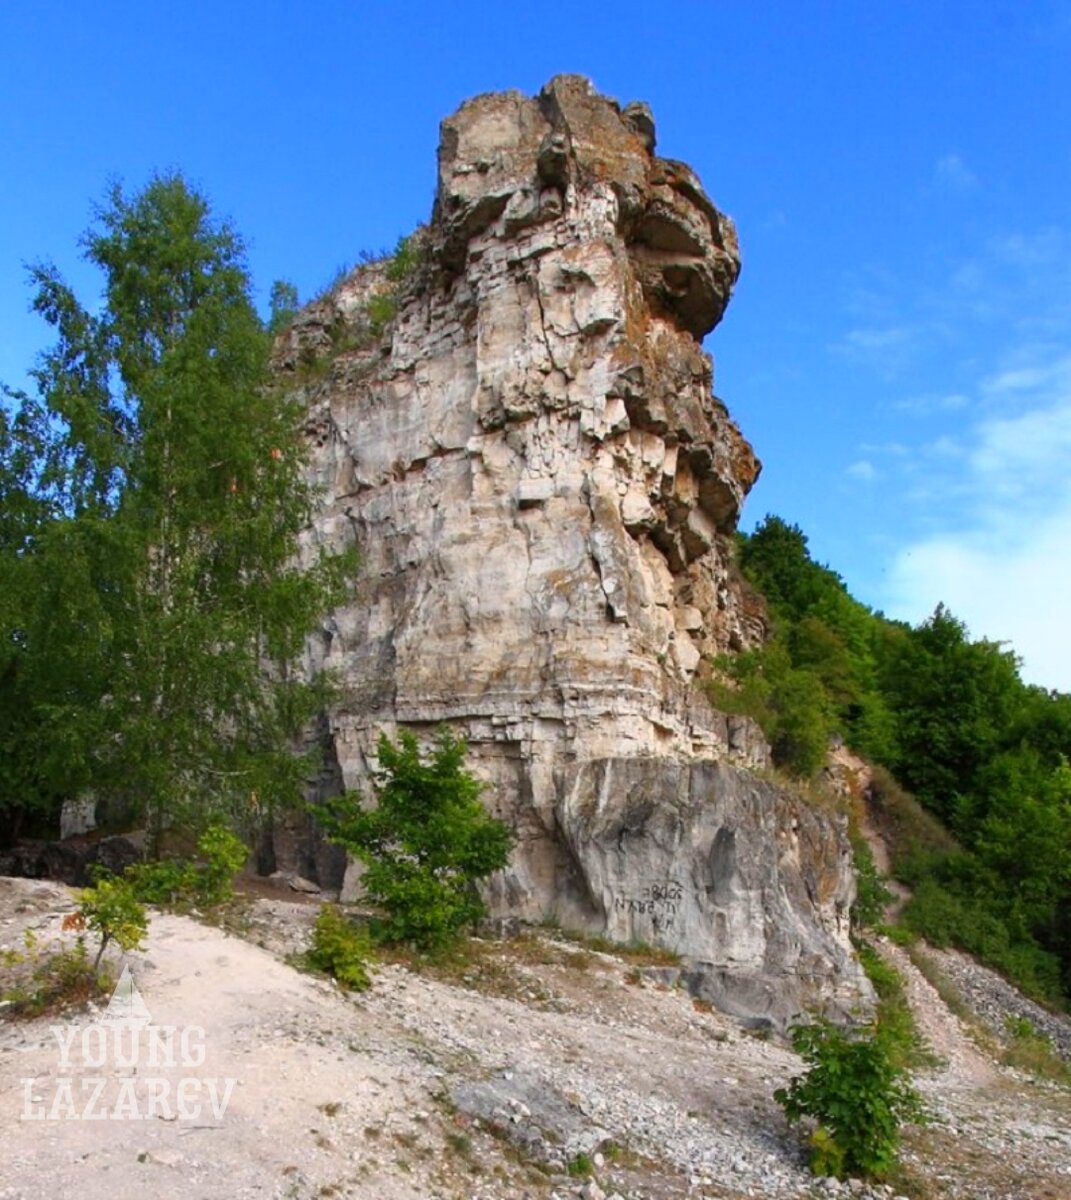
874 937 997 1089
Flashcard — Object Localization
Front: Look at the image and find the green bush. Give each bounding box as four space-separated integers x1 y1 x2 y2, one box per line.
194 824 249 904
306 905 373 991
126 822 248 909
775 1020 926 1180
322 730 513 951
365 291 397 334
79 876 149 972
384 233 422 283
849 831 893 931
901 878 1063 1003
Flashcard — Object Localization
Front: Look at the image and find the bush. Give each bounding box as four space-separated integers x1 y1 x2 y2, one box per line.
322 730 513 951
126 822 248 909
306 905 373 991
901 878 1064 1003
384 233 422 283
849 831 893 930
194 824 249 904
79 876 149 972
775 1020 926 1180
0 927 98 1015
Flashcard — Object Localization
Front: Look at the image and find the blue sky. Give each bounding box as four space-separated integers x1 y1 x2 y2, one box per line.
3 2 1070 688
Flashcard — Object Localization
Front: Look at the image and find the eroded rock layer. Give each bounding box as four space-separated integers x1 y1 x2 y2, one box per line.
279 76 867 1026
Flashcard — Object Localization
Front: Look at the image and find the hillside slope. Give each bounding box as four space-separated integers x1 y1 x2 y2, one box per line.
2 878 1069 1200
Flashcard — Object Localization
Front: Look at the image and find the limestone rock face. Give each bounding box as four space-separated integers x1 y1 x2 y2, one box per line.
280 76 867 1025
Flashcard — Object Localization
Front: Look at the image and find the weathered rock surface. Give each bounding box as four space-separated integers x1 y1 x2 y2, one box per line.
276 75 867 1025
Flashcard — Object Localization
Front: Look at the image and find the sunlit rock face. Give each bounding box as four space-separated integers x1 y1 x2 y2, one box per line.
276 76 868 1027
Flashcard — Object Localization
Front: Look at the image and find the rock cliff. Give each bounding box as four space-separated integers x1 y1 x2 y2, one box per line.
275 75 868 1027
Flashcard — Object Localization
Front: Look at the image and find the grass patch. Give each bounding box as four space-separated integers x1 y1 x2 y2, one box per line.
1001 1017 1071 1085
565 1152 593 1177
867 765 959 874
855 939 937 1069
554 928 681 966
377 935 528 1000
0 929 110 1019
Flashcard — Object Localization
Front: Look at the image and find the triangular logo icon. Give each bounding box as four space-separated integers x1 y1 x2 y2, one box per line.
102 964 152 1026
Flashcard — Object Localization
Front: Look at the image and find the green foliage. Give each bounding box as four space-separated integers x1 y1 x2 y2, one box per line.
734 515 1071 1003
0 928 100 1016
322 730 513 951
775 1019 926 1180
879 604 1025 824
849 832 894 931
79 876 149 971
710 635 834 777
854 941 931 1069
126 857 200 906
0 173 353 839
901 877 1064 1003
1000 1016 1071 1084
305 904 373 991
565 1153 594 1177
365 291 397 334
126 822 248 908
384 234 422 284
268 279 299 334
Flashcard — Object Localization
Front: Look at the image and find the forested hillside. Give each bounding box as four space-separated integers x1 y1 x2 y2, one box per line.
717 516 1071 1004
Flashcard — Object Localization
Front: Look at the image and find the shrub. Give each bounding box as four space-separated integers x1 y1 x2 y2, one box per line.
126 822 248 909
365 291 397 334
0 927 99 1015
79 876 149 972
901 878 1064 1003
306 905 373 991
194 823 249 905
566 1152 594 1177
849 831 893 931
775 1020 926 1180
384 233 422 283
321 730 513 951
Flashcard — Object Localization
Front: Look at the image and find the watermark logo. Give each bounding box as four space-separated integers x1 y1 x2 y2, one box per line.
21 965 237 1121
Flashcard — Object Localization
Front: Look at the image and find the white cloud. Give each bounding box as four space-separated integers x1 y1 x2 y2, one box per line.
893 391 970 415
840 326 911 352
934 153 978 192
832 325 917 376
886 506 1071 690
883 354 1071 690
846 459 877 482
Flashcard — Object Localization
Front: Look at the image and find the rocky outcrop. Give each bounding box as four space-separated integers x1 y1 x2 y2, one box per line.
277 75 868 1025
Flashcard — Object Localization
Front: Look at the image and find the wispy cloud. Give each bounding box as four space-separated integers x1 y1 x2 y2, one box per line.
887 507 1071 689
827 220 1071 687
934 153 978 192
884 349 1071 688
892 391 969 415
831 325 918 375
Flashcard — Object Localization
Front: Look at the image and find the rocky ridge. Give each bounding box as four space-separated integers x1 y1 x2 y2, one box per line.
273 76 865 1027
